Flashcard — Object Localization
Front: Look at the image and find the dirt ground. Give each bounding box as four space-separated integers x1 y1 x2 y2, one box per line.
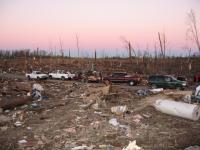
0 75 200 150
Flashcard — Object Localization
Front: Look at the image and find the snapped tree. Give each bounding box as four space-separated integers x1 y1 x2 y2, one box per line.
187 9 200 54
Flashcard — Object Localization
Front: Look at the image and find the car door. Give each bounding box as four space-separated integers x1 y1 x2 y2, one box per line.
110 73 119 82
164 76 177 89
169 77 179 89
164 76 172 88
111 73 124 82
155 76 167 88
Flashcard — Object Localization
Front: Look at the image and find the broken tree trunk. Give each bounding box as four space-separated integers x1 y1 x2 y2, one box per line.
0 96 32 110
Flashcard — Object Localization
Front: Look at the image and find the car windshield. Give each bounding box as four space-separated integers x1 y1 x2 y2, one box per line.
171 76 177 81
36 71 41 74
112 73 127 77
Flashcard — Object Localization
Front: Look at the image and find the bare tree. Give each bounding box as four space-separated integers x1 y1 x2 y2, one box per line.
76 34 80 58
24 50 27 73
158 32 166 58
187 9 200 54
68 49 71 58
120 36 136 58
59 37 64 58
94 50 97 62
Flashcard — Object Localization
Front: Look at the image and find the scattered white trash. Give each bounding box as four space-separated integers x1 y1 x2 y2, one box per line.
111 105 127 115
14 121 22 127
109 118 119 126
149 88 163 94
18 139 27 144
71 145 88 150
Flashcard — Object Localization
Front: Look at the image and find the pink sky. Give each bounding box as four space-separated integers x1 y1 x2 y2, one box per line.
0 0 200 56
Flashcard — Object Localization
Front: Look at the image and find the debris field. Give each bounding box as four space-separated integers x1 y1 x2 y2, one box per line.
0 76 200 150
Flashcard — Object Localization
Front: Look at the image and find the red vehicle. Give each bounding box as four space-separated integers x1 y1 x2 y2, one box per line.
103 72 141 86
194 72 200 83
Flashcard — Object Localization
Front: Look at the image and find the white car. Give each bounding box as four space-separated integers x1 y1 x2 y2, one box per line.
49 70 75 80
26 71 48 80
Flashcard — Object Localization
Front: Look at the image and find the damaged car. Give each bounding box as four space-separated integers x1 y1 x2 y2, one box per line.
103 72 141 86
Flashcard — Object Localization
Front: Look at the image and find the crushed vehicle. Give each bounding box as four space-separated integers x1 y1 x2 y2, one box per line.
103 72 141 86
49 70 75 80
26 71 48 80
148 75 187 89
87 71 102 83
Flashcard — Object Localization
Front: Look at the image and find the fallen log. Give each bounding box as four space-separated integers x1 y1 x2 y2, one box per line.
0 96 32 110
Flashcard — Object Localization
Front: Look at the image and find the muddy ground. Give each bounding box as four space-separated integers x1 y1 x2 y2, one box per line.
0 75 200 150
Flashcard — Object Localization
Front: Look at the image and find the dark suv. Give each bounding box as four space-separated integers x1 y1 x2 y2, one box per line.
148 75 187 89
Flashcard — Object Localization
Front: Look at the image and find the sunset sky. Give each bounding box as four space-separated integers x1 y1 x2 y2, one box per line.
0 0 200 56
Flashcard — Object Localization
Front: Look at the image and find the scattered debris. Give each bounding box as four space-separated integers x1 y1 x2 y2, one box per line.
132 114 143 124
0 74 200 149
71 145 89 150
109 118 129 130
122 140 142 150
137 89 149 96
109 118 119 126
149 88 164 94
31 83 45 101
111 105 127 115
18 139 28 144
183 94 192 103
32 83 44 91
14 121 22 127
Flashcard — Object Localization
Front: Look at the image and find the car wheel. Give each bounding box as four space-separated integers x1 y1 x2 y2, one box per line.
28 76 31 80
61 76 65 80
49 75 52 79
37 77 40 80
176 86 181 90
129 81 135 86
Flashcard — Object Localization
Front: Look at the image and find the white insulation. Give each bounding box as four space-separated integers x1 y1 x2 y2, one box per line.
153 99 200 121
